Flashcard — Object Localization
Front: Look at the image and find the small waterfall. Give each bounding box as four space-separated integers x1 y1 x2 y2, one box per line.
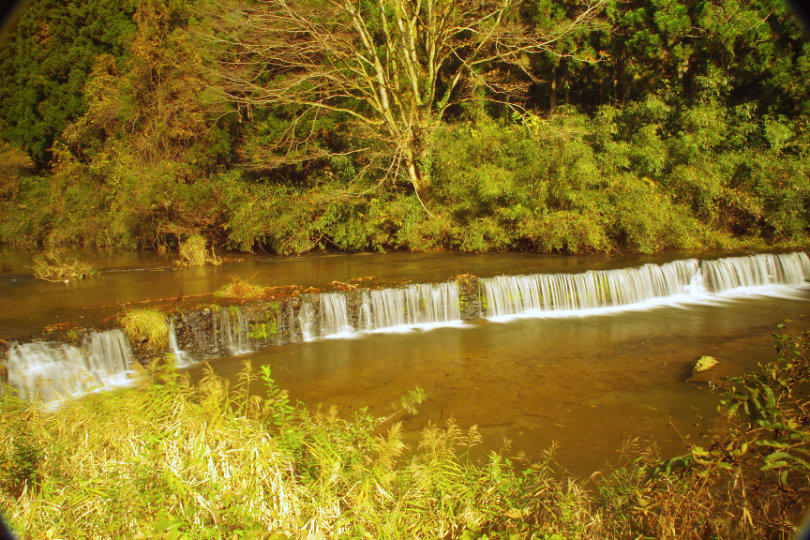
358 282 461 330
298 293 354 340
482 259 702 317
702 252 810 292
299 300 316 341
481 252 810 318
215 307 253 356
296 282 462 339
7 329 133 403
82 329 134 376
167 320 194 366
319 293 353 337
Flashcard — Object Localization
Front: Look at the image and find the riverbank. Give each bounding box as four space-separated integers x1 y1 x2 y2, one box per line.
2 324 808 538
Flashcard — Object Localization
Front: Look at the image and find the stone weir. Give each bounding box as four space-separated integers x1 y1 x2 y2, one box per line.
163 250 810 363
2 251 809 405
169 276 481 364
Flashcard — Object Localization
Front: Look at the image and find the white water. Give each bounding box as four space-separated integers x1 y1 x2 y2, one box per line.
702 252 810 292
300 293 354 340
215 308 253 356
319 293 354 337
7 329 134 404
297 282 463 340
299 300 316 341
482 252 810 319
358 283 462 331
168 320 194 366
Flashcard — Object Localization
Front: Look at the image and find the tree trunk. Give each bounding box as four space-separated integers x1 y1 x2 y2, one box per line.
406 150 429 194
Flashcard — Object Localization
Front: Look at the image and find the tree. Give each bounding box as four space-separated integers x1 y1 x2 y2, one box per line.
0 0 136 167
207 0 605 205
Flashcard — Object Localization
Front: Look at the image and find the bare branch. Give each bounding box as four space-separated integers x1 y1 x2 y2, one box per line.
202 0 607 200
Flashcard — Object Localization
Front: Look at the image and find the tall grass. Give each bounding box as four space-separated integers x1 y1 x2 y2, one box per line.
119 309 169 352
1 326 809 538
0 362 598 538
178 234 221 267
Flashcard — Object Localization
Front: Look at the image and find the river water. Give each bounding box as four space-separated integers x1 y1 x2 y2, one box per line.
2 249 809 475
0 249 730 341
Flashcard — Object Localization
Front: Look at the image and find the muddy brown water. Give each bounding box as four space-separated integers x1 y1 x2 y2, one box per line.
193 294 809 476
2 249 809 476
0 248 749 340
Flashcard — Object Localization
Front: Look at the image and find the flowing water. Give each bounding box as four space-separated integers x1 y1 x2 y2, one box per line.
2 249 809 473
0 249 724 341
6 329 134 405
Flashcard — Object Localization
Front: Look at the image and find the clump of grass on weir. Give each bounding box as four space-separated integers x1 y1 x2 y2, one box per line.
213 277 267 301
119 309 168 352
177 233 221 267
30 251 98 282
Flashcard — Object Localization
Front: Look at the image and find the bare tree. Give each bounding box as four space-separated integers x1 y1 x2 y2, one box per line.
207 0 606 204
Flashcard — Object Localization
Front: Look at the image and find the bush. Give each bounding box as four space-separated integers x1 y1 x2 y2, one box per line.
599 322 810 539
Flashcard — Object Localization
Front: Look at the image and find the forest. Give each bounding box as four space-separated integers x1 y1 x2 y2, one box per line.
0 0 809 255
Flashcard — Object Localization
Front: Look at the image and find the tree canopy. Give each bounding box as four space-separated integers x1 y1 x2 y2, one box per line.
0 0 137 166
0 0 808 253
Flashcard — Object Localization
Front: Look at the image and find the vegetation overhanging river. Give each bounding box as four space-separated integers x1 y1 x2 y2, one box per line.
2 249 809 476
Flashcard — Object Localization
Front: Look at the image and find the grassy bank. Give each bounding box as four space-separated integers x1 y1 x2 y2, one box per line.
2 326 809 538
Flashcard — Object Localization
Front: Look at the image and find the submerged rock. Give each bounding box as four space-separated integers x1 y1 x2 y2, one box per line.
695 355 719 373
687 355 720 384
687 355 744 385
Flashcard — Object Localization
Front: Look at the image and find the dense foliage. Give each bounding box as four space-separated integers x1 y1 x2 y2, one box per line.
0 0 136 166
0 0 808 254
1 325 809 538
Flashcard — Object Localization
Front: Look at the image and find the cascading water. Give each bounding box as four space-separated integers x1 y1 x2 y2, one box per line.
168 320 194 366
7 329 133 404
482 252 810 318
318 293 353 337
215 307 253 356
299 300 316 341
295 282 462 339
702 252 810 292
483 259 702 317
299 293 353 340
357 282 462 331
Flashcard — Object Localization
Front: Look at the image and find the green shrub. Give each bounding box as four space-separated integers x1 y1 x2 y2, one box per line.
598 323 810 539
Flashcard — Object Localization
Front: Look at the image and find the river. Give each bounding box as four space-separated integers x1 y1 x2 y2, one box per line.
2 249 809 475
